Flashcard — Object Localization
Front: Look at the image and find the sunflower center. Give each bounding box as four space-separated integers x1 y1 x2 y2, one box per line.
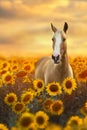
20 117 32 127
5 75 12 81
1 70 7 75
43 99 53 110
52 102 61 112
37 82 43 88
65 81 72 89
16 71 27 77
50 85 58 92
23 95 31 102
13 66 17 69
8 96 15 103
15 103 23 111
36 116 44 125
24 65 30 70
3 63 7 68
79 70 87 79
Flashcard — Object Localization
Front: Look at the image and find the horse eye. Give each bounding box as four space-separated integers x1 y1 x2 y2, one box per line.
52 38 55 42
63 38 66 41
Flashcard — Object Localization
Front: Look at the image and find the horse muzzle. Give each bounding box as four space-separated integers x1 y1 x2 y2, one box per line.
52 54 60 64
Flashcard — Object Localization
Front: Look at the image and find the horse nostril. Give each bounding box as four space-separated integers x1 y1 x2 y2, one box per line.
57 55 60 60
52 55 60 63
52 55 54 60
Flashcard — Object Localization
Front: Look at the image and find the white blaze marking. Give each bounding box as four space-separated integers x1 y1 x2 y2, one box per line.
53 31 62 56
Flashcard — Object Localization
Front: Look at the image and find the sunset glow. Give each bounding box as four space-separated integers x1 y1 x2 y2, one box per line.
0 0 87 57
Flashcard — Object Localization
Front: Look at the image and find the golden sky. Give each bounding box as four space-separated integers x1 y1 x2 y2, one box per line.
0 0 87 57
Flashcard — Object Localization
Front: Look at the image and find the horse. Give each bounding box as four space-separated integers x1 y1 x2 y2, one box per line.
35 22 74 85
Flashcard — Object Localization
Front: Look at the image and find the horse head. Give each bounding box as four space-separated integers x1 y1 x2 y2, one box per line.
51 22 68 64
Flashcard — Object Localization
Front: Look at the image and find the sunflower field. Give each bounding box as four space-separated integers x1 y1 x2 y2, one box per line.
0 56 87 130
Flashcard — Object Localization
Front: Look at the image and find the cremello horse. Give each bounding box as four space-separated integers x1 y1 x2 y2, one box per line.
35 22 74 85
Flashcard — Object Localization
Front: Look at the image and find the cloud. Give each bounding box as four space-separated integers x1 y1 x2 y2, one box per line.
0 37 13 44
0 0 69 20
0 7 15 19
0 0 87 57
0 0 32 19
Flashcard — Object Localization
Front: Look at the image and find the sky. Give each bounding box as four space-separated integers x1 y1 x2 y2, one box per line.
0 0 87 57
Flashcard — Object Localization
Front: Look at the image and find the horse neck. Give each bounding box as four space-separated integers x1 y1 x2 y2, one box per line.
56 52 69 73
61 53 69 69
60 41 69 71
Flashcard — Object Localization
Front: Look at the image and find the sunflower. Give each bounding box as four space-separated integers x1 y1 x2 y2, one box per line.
33 79 44 93
10 63 19 72
62 77 77 95
21 91 33 104
0 69 7 76
80 102 87 116
35 111 49 129
18 112 34 129
23 60 29 65
23 63 34 73
0 123 9 130
2 72 14 85
50 100 64 115
16 70 27 78
43 98 53 112
1 61 10 70
46 82 62 96
77 69 87 82
12 102 25 114
4 93 17 106
67 116 83 127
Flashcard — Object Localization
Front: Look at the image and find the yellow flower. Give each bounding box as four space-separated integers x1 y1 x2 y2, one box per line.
1 61 10 70
2 72 14 85
46 82 62 96
0 69 7 76
67 116 83 127
80 102 87 116
35 111 49 129
16 70 27 78
43 98 53 112
62 77 77 95
33 79 44 93
4 93 17 106
50 100 64 115
23 63 34 73
77 69 87 82
10 63 19 72
21 91 33 104
0 123 9 130
12 102 25 114
18 112 34 129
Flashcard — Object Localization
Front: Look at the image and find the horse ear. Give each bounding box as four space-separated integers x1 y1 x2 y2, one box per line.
63 22 68 33
51 23 57 32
